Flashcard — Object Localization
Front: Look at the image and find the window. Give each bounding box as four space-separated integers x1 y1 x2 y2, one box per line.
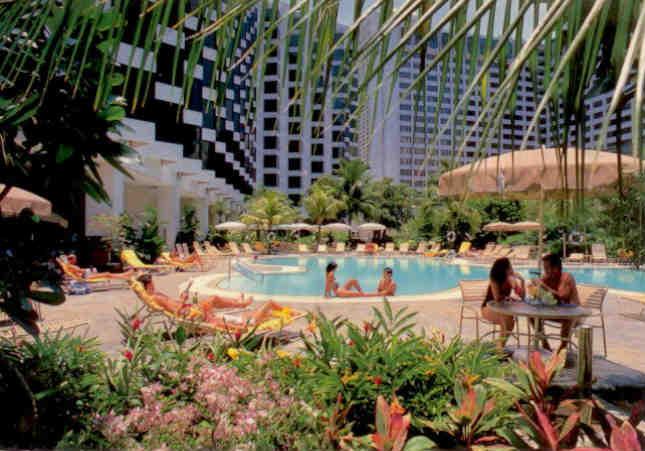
288 176 301 189
263 155 277 168
263 174 278 187
289 140 300 153
288 69 297 82
311 126 324 138
264 99 277 112
289 122 301 134
288 194 301 205
266 63 278 75
312 143 324 156
264 136 277 149
288 104 300 117
332 147 341 159
288 158 301 171
311 161 324 173
264 117 277 130
264 80 278 94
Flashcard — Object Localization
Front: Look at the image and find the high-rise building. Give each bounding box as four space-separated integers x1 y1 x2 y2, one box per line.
85 10 258 244
254 9 356 205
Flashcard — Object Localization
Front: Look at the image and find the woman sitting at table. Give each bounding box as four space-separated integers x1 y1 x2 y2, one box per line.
481 257 525 350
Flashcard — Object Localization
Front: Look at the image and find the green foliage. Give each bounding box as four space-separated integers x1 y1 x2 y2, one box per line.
175 204 200 245
304 184 345 242
120 208 166 263
242 189 298 230
0 332 105 449
371 179 418 229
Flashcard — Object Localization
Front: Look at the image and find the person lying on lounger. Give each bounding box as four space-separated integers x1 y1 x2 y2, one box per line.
65 254 135 280
136 274 288 331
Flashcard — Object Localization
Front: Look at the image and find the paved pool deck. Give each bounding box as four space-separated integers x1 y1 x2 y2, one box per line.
30 261 645 379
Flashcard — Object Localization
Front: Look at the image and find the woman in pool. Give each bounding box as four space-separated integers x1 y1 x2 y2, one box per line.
324 262 367 297
481 257 525 350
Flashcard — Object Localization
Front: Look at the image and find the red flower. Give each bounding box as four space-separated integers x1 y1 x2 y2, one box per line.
347 339 354 346
130 317 142 331
363 322 373 334
293 357 302 368
207 352 215 361
373 376 383 386
123 350 133 361
234 330 242 341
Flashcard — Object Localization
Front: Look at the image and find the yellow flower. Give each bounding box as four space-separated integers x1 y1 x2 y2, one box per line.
341 371 361 385
227 348 240 360
275 349 291 358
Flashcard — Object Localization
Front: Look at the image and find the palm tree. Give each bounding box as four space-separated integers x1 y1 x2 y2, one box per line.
304 186 345 243
334 159 378 224
241 189 297 232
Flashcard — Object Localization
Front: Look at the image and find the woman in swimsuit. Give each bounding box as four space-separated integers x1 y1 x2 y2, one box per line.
481 257 525 350
324 262 365 298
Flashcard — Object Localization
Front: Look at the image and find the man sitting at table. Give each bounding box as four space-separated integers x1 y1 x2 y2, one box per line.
535 253 580 352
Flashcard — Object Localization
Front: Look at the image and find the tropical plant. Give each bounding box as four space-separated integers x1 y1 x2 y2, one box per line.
120 208 166 263
371 179 418 229
304 184 345 243
333 159 378 223
176 204 201 245
242 189 298 231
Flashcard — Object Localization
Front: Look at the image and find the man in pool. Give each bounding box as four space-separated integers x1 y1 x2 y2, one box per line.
534 253 581 352
373 267 397 296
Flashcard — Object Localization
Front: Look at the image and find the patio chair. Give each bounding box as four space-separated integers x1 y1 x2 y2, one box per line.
398 242 410 253
241 243 258 255
317 244 328 253
193 241 219 270
384 242 395 253
56 257 128 291
334 242 346 253
120 249 174 274
298 243 311 253
591 243 608 263
458 280 498 340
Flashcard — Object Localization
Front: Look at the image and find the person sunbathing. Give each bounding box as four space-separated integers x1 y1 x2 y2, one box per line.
64 254 135 280
158 251 201 265
136 274 252 319
324 262 367 297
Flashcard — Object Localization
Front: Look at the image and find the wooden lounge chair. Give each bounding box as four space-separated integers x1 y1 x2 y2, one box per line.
317 244 328 253
120 249 174 274
510 245 531 260
241 243 258 255
193 241 220 270
56 257 127 291
334 242 346 253
204 241 233 256
158 252 202 272
567 253 585 264
591 243 608 263
128 279 306 334
384 242 395 253
398 242 410 253
298 243 311 253
355 243 366 253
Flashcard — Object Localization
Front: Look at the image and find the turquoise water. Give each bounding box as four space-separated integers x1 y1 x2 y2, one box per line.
218 256 645 296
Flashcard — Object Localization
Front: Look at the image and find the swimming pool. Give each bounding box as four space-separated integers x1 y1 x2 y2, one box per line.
217 256 645 297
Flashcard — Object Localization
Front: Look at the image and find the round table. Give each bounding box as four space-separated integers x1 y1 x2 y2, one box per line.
487 301 592 349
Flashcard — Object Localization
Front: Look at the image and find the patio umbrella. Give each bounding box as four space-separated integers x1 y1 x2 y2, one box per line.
483 221 513 232
274 223 315 231
439 147 643 269
509 221 542 232
322 223 352 232
214 221 247 231
358 223 386 231
0 184 52 217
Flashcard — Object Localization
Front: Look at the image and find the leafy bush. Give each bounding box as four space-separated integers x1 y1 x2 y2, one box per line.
176 204 200 245
0 332 105 448
121 208 166 263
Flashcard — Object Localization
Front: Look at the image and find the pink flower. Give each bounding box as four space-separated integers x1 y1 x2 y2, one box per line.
123 349 133 361
130 317 142 331
373 376 383 386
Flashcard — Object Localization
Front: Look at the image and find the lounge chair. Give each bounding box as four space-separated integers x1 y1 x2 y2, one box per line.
298 243 311 253
415 241 428 254
228 242 242 256
365 242 379 254
334 242 346 253
495 246 513 258
567 253 585 264
128 279 305 334
355 243 366 253
479 242 496 257
193 241 220 270
56 257 127 291
510 245 531 260
591 243 608 263
398 242 410 253
158 252 202 272
204 241 233 256
120 249 174 274
241 243 258 255
384 242 395 253
254 241 268 254
456 241 471 256
317 244 328 253
424 242 443 257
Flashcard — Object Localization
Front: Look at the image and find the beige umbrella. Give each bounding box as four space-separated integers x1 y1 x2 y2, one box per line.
0 184 52 217
483 221 513 232
439 147 642 269
358 223 386 231
509 221 542 232
274 223 316 231
322 222 352 232
214 221 247 231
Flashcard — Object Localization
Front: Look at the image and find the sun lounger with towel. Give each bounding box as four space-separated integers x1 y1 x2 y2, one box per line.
355 243 366 253
56 257 128 291
457 241 471 256
317 244 328 253
384 242 395 253
591 243 608 263
298 243 311 253
334 242 346 253
121 249 174 274
398 242 410 253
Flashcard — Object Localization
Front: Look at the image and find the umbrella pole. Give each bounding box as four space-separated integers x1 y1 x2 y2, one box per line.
537 187 545 274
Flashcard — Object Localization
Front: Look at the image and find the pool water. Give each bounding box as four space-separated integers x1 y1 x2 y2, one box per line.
218 256 645 297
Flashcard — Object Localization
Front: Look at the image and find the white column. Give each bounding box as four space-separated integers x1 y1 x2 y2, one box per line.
197 198 209 237
157 184 180 247
85 165 125 236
